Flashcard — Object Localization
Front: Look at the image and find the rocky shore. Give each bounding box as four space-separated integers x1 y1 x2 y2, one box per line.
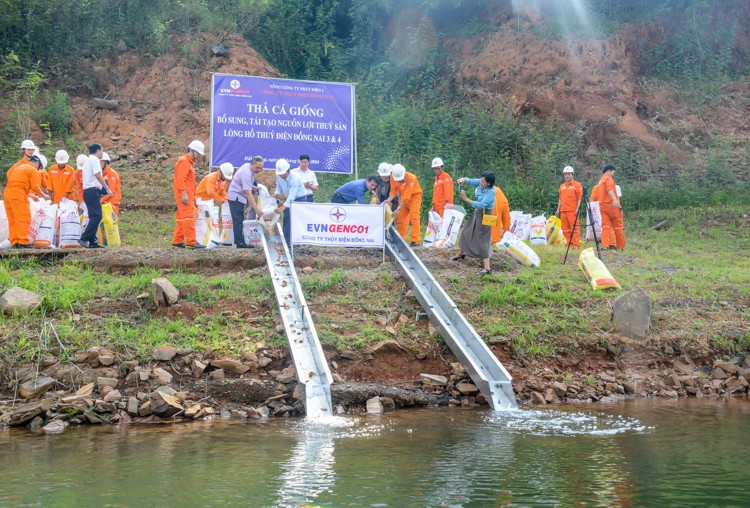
2 342 748 434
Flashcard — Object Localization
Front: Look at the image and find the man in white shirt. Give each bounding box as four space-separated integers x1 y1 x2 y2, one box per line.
292 154 318 202
80 143 113 248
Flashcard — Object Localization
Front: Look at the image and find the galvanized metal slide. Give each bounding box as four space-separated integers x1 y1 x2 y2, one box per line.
385 226 517 410
260 222 334 417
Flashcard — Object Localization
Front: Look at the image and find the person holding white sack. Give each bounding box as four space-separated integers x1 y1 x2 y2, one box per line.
451 171 496 275
227 156 264 249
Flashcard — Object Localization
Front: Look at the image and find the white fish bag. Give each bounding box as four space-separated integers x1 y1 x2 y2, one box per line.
434 205 466 249
206 204 222 249
422 210 444 248
0 200 8 244
529 214 547 245
195 198 213 247
256 184 280 229
31 203 58 248
58 198 82 248
220 201 234 246
79 202 89 232
510 211 532 240
27 198 51 244
242 220 263 247
496 231 541 268
586 201 603 241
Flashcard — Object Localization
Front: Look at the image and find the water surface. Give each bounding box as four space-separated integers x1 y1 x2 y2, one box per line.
1 399 747 507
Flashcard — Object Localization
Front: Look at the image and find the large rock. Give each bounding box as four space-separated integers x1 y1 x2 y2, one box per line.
19 376 55 399
366 396 384 414
0 287 43 314
153 346 178 362
151 278 179 307
210 359 250 375
612 288 652 340
150 392 183 417
420 374 448 386
153 367 173 385
367 339 406 354
7 400 52 426
456 382 479 395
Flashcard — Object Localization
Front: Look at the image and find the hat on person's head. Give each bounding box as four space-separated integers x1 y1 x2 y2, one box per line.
219 162 234 180
391 164 406 181
377 162 392 177
431 157 444 168
76 154 87 169
275 158 290 175
101 152 111 162
602 164 616 173
563 165 574 174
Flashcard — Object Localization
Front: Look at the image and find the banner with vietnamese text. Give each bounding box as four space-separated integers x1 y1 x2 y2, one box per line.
210 74 354 173
290 203 384 248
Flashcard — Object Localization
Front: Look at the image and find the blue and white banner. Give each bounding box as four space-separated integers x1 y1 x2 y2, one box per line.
210 74 354 173
290 203 384 248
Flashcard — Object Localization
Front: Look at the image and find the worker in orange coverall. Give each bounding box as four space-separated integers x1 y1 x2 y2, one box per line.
589 183 615 245
99 152 121 217
597 164 626 250
9 139 38 176
48 150 76 204
3 155 47 248
384 163 423 246
491 185 511 244
172 140 206 249
196 163 233 204
556 165 583 247
74 154 87 204
430 157 453 218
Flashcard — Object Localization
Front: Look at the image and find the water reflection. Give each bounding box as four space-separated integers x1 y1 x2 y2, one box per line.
0 400 747 507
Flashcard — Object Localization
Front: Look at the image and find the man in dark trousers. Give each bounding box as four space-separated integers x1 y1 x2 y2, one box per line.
79 143 113 248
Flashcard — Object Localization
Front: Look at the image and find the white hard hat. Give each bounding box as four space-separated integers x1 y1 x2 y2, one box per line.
20 139 36 150
431 157 444 168
391 163 406 181
55 150 70 164
38 154 47 169
101 152 111 162
76 154 87 169
377 162 392 177
187 140 205 155
563 165 574 174
219 162 234 180
275 158 290 175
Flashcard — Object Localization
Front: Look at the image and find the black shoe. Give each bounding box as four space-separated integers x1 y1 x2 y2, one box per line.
13 243 33 249
186 243 205 249
77 239 89 248
171 243 185 248
87 242 105 249
235 243 254 249
410 242 420 247
451 254 466 261
479 269 492 276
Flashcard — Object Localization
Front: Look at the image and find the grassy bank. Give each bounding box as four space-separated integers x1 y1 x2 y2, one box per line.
1 205 748 390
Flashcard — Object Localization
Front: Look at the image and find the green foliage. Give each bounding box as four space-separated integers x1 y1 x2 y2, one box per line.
36 91 71 139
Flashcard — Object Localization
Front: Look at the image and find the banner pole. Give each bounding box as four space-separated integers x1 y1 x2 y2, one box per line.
352 83 358 179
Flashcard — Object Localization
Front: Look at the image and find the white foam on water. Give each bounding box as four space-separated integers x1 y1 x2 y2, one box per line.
485 408 653 436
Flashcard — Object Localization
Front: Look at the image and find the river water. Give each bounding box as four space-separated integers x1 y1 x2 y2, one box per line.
1 399 747 507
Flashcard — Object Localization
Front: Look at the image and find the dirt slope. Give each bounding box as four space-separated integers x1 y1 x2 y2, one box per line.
446 6 750 161
69 33 279 171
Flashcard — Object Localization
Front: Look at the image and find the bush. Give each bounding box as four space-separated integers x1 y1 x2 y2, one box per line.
36 91 71 139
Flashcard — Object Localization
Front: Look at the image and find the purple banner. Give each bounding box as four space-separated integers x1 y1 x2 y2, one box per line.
210 74 354 173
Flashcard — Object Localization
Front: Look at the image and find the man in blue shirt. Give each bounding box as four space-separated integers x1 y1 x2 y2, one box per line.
331 176 379 204
274 158 308 245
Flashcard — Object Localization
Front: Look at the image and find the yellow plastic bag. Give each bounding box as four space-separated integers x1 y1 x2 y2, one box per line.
546 216 562 245
579 248 620 289
98 203 121 247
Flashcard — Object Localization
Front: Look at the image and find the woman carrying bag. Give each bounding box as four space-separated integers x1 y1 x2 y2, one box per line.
451 171 497 275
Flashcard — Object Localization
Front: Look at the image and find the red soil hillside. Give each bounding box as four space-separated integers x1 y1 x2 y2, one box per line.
69 33 279 172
